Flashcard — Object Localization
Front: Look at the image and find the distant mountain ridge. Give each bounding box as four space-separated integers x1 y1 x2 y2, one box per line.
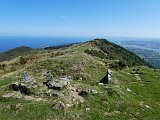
0 46 33 62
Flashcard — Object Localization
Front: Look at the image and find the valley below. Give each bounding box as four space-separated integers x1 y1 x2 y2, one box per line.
114 38 160 69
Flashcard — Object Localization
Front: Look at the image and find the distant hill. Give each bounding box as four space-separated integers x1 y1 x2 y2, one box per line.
44 43 78 50
0 46 33 62
87 39 152 68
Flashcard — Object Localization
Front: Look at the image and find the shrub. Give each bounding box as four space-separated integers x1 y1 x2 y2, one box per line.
10 66 16 72
109 60 127 70
84 49 107 59
19 57 27 64
0 64 6 70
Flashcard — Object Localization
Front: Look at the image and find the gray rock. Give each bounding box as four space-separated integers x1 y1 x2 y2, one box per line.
24 96 34 101
35 98 43 102
23 72 31 81
14 92 23 99
53 83 64 90
46 90 52 94
40 70 48 79
53 101 64 110
66 104 72 108
86 108 91 111
32 85 38 89
2 92 15 98
47 70 54 78
91 90 98 94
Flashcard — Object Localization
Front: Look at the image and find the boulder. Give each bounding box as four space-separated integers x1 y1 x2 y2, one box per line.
78 91 88 97
53 84 64 90
20 86 31 95
9 84 20 91
44 80 55 88
53 86 62 90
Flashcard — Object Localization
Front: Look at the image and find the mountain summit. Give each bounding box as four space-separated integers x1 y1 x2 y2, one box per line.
0 39 159 120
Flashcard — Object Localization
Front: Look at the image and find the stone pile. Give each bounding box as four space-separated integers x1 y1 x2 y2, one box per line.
4 70 74 102
22 72 33 82
99 69 112 84
3 70 93 109
43 73 73 90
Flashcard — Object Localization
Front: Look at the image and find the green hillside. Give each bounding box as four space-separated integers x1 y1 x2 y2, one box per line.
0 46 34 62
87 39 151 67
0 39 159 120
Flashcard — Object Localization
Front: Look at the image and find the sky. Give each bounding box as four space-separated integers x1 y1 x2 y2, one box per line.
0 0 160 38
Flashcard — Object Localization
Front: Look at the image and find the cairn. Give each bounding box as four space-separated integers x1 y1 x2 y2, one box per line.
99 69 112 84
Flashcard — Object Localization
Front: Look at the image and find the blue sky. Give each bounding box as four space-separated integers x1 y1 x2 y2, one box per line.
0 0 160 38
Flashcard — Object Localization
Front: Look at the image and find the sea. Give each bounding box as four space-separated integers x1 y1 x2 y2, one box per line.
0 36 92 53
1 36 159 53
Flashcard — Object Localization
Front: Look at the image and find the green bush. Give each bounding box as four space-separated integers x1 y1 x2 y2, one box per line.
19 57 27 64
0 64 6 70
109 60 127 70
84 49 107 59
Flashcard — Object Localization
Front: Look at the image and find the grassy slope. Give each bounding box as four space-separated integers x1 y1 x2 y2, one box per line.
0 40 159 120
